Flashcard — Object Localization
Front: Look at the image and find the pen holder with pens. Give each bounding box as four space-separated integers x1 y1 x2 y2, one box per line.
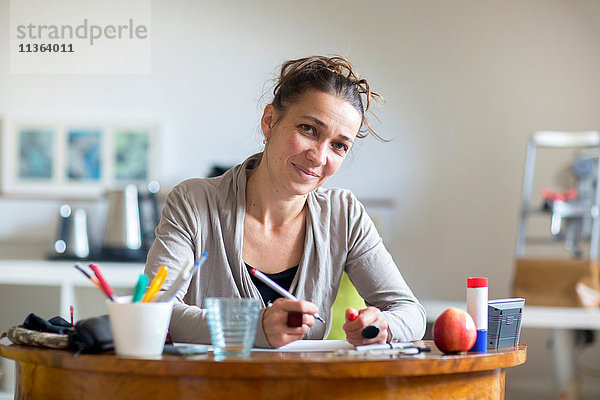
106 296 173 358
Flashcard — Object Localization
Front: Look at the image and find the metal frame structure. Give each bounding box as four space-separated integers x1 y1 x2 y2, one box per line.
516 131 600 260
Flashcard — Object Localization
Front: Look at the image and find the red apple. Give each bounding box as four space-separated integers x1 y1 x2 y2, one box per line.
433 307 477 354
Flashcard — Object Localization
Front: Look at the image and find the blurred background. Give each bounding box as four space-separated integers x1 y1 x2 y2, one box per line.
1 0 600 398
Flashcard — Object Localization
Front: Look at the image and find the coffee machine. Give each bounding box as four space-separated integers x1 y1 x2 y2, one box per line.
51 204 91 260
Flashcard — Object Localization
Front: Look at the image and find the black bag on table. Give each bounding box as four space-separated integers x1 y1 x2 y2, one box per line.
18 313 114 354
69 314 114 354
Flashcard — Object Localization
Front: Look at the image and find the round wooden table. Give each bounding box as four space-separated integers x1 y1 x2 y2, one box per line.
0 341 526 400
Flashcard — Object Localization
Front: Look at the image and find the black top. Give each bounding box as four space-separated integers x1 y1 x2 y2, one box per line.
245 263 299 305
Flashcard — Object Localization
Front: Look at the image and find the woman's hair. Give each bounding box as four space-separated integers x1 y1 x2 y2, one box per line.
271 55 386 141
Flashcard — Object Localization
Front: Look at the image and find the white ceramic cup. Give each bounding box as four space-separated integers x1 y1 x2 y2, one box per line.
107 296 173 358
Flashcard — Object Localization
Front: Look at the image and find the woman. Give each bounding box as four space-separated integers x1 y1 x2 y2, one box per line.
145 55 426 348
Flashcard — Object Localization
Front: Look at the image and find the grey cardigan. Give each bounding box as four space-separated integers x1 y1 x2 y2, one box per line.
144 154 426 347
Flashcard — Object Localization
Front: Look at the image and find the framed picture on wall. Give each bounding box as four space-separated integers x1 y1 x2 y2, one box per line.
0 119 159 198
113 127 153 181
66 127 102 182
17 124 56 182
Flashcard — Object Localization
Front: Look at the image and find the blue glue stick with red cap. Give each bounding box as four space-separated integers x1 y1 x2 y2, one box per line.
467 277 488 353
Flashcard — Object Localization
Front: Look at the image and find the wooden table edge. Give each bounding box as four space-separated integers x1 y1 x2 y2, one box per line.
1 341 526 379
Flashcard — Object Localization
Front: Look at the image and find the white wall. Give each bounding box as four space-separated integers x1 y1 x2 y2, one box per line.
2 0 600 397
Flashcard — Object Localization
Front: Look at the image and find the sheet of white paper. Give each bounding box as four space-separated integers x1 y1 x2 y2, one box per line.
252 340 355 352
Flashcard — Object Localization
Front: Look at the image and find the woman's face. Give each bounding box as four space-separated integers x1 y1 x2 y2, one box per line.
260 90 362 197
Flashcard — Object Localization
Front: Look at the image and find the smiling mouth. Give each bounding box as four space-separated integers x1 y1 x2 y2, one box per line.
293 163 320 179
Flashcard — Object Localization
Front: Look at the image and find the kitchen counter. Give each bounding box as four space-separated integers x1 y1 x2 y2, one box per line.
0 259 143 320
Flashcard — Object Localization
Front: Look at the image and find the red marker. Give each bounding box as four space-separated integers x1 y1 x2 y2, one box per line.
70 305 74 329
347 309 380 338
347 310 358 321
73 264 102 290
89 264 116 301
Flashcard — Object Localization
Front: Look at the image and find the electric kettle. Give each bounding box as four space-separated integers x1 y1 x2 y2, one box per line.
101 181 161 262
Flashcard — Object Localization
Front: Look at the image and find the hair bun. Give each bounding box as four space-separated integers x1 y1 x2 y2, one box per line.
272 55 386 141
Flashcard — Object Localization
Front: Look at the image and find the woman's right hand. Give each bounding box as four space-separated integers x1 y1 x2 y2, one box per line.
262 298 317 348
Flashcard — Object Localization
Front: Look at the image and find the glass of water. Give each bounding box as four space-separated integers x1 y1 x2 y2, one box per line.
205 297 261 360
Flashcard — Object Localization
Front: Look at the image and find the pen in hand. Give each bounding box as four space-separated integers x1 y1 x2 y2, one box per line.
249 268 325 323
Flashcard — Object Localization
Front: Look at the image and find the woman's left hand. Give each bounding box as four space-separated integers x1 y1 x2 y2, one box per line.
342 306 390 346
